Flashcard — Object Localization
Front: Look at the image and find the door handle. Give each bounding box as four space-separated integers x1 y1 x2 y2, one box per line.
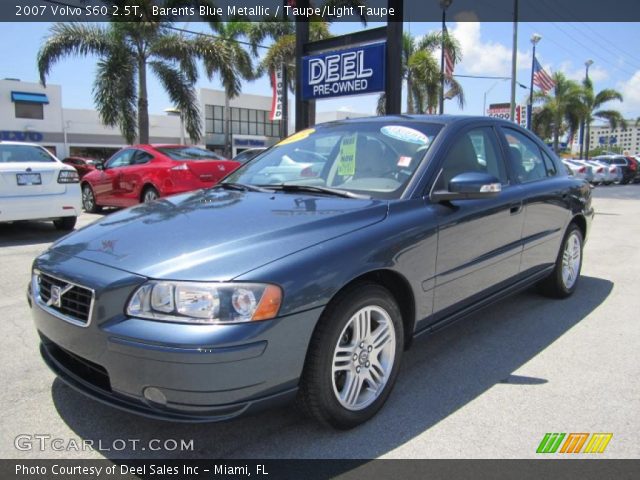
509 203 523 215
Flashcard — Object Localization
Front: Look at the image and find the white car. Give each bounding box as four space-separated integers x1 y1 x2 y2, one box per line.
0 142 81 230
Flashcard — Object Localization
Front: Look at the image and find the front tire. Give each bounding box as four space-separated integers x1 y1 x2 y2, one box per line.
539 223 583 298
82 184 102 213
53 216 77 231
298 283 404 429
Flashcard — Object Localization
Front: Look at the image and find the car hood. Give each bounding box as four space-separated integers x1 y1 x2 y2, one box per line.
49 189 388 281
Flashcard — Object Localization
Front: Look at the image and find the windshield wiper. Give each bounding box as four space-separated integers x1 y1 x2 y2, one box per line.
264 184 370 199
218 182 274 193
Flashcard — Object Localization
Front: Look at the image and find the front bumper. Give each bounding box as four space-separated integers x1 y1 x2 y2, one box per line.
29 253 321 422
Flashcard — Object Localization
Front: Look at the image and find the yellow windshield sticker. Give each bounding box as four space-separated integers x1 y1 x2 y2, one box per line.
277 128 315 146
337 133 357 176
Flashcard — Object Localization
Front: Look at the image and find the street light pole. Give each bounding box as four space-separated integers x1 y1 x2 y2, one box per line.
483 80 505 116
439 0 452 115
527 33 542 130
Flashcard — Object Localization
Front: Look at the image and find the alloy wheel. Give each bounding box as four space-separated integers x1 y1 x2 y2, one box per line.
561 231 581 290
82 186 94 211
331 305 396 411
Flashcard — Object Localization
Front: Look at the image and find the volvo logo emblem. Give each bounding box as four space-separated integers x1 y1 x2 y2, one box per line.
46 283 73 308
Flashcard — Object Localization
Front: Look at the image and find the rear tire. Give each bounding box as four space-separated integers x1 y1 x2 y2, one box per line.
82 184 102 213
297 283 404 429
53 216 77 231
141 186 159 203
539 223 583 298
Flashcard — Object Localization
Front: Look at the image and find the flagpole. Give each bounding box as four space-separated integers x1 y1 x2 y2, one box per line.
439 0 452 115
528 33 542 130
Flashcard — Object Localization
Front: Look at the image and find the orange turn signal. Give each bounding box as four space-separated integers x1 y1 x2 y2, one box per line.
251 285 282 321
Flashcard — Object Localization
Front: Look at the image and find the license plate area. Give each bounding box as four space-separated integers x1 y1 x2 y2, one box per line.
17 173 42 185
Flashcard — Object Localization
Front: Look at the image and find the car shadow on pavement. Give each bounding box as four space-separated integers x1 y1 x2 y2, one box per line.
50 275 613 460
0 221 74 247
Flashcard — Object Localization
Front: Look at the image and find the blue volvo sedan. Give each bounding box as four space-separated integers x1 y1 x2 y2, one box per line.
28 116 593 429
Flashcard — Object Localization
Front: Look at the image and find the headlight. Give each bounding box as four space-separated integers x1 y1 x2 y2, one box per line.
127 281 282 324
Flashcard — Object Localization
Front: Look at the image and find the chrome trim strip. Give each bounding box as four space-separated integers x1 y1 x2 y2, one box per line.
32 269 95 328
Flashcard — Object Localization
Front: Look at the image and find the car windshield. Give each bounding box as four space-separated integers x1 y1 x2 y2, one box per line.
223 121 441 199
0 145 56 163
155 146 225 161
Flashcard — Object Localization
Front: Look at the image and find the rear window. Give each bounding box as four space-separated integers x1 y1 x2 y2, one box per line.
0 144 56 163
155 146 225 161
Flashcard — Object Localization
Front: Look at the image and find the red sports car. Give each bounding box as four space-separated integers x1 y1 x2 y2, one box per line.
80 145 240 212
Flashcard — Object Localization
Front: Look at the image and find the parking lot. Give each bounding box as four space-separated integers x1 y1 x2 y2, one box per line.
1 185 639 460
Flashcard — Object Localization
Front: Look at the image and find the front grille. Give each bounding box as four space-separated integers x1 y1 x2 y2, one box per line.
37 272 93 325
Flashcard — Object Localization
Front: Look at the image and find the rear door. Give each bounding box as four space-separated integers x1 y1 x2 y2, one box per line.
432 125 526 317
498 127 571 275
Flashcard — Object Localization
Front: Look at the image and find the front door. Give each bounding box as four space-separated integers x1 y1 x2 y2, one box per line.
432 126 526 317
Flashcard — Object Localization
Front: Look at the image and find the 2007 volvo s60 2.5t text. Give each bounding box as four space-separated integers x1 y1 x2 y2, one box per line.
28 116 593 429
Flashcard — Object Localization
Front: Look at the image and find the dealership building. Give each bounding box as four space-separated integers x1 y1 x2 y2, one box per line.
0 78 305 160
587 122 640 156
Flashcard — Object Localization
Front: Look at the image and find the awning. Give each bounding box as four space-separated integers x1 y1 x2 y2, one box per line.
11 91 49 104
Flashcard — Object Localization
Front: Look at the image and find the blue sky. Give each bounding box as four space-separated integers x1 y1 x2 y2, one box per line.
2 21 639 123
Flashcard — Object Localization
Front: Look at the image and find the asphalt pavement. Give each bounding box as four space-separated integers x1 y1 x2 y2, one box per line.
1 186 638 459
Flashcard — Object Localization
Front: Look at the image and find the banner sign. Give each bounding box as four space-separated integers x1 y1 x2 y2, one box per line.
301 42 386 100
270 66 284 121
1 130 43 142
487 103 511 119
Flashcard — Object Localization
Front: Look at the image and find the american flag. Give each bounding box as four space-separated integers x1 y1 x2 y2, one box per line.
443 26 455 78
533 57 555 92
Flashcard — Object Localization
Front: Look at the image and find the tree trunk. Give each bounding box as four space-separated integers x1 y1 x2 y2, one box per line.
137 57 149 144
406 75 414 114
585 122 591 160
553 125 560 154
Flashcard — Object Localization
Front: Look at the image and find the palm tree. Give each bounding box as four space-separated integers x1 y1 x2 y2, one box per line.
580 77 625 159
532 72 583 153
38 1 236 144
377 30 464 115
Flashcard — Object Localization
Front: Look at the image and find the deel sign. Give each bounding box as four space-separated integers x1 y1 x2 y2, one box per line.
302 42 386 100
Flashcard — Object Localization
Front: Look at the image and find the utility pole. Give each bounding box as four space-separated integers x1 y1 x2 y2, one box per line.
509 0 519 122
580 60 593 159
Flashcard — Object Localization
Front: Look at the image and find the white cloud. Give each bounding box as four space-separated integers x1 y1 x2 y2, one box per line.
449 22 530 77
558 61 609 83
617 71 640 117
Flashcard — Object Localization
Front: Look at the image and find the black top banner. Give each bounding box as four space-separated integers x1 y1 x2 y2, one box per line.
2 0 640 23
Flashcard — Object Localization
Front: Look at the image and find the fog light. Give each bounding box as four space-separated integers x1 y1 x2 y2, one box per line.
143 387 167 406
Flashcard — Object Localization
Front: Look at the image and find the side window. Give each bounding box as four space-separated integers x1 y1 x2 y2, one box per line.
541 150 558 176
105 150 135 169
133 150 153 165
502 128 547 183
435 127 507 190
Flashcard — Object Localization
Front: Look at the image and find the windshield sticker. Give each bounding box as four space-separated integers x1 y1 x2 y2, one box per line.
397 156 412 167
337 133 357 176
277 128 315 146
381 125 429 145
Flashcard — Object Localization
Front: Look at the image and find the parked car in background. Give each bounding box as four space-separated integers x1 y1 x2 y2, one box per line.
566 160 595 184
232 147 267 165
593 155 637 184
562 159 588 181
62 156 100 179
627 156 640 183
587 160 618 185
29 116 593 428
80 145 241 212
0 141 81 230
582 160 606 185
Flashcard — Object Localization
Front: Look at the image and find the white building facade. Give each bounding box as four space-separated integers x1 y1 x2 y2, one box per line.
587 122 640 156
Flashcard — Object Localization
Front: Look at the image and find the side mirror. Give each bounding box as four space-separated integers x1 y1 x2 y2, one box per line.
431 172 502 202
